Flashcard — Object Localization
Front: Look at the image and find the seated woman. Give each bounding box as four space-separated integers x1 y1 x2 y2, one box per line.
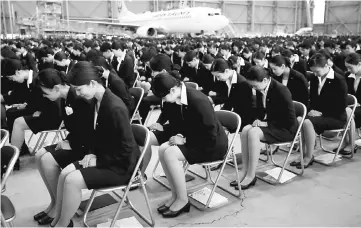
340 53 361 154
231 66 298 190
269 55 309 107
1 59 63 159
49 61 141 227
152 73 228 218
211 58 254 128
291 53 347 168
33 68 94 225
91 56 135 115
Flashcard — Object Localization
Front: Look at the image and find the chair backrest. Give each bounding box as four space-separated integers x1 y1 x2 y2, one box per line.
124 124 150 188
215 110 241 134
129 87 144 122
132 71 140 88
0 129 9 149
185 82 199 90
293 101 306 119
1 145 19 190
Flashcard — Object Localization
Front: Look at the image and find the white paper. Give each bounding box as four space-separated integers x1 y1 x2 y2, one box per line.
188 187 228 208
97 217 143 228
264 167 296 183
315 154 342 164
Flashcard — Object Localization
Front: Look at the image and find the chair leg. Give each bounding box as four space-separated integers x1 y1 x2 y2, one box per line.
318 129 348 166
128 171 155 227
82 190 97 228
152 158 171 190
1 215 7 227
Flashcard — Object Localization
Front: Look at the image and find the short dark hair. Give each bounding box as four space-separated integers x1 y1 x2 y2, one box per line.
245 66 270 82
345 53 361 65
269 55 291 68
308 53 328 68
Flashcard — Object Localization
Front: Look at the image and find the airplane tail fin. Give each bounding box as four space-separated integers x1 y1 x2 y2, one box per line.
117 0 135 19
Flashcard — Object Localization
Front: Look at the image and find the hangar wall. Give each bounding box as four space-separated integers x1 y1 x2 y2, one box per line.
324 0 361 35
4 0 358 37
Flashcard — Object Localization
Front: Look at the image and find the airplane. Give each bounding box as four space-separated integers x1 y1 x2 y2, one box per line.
294 27 313 36
67 0 230 38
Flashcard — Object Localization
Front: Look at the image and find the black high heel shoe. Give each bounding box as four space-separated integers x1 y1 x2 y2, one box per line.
162 202 190 218
290 160 301 166
38 215 54 225
34 211 47 221
157 204 170 214
296 156 314 169
68 220 73 227
235 177 257 190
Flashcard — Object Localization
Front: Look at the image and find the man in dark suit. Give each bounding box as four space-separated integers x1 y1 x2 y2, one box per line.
16 41 38 72
112 41 136 88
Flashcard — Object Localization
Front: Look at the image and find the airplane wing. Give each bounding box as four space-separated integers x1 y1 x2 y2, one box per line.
65 19 141 29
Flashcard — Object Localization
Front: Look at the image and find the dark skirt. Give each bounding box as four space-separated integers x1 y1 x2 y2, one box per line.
260 125 297 144
178 140 228 165
24 115 62 134
307 116 346 135
354 107 361 128
73 162 131 190
45 144 85 169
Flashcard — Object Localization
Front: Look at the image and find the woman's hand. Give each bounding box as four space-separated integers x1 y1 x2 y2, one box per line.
79 154 97 168
252 119 268 127
149 123 163 131
168 135 185 146
33 111 41 117
308 110 322 117
56 140 71 150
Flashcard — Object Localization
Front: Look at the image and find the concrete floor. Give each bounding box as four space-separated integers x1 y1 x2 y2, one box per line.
3 119 361 227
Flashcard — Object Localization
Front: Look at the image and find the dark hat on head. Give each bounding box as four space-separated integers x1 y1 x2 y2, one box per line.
152 72 178 98
202 54 214 64
149 54 172 72
184 50 198 62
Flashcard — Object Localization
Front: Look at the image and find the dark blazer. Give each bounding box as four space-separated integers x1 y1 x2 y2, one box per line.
209 78 229 105
195 62 215 95
346 72 361 103
292 58 307 79
106 71 135 115
63 87 94 152
309 69 347 120
255 78 298 131
92 89 140 176
273 68 309 107
117 54 136 89
20 52 38 72
170 87 228 164
222 73 253 127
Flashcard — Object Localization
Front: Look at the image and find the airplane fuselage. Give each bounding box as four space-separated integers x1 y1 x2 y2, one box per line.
120 7 229 34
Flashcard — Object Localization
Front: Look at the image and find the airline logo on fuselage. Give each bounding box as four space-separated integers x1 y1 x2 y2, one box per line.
153 11 191 19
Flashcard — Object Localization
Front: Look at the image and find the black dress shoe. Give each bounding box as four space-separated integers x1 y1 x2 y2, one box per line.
33 211 47 221
14 159 20 171
235 177 257 190
290 160 301 167
68 220 73 227
230 180 238 187
38 215 54 225
162 202 190 218
296 156 314 169
157 204 170 214
333 147 357 155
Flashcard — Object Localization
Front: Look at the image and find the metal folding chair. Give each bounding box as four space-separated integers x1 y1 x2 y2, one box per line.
152 110 242 209
257 101 307 185
1 145 20 227
132 71 140 88
185 82 199 90
27 121 66 154
317 94 357 165
129 87 145 125
1 129 9 148
82 124 154 227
